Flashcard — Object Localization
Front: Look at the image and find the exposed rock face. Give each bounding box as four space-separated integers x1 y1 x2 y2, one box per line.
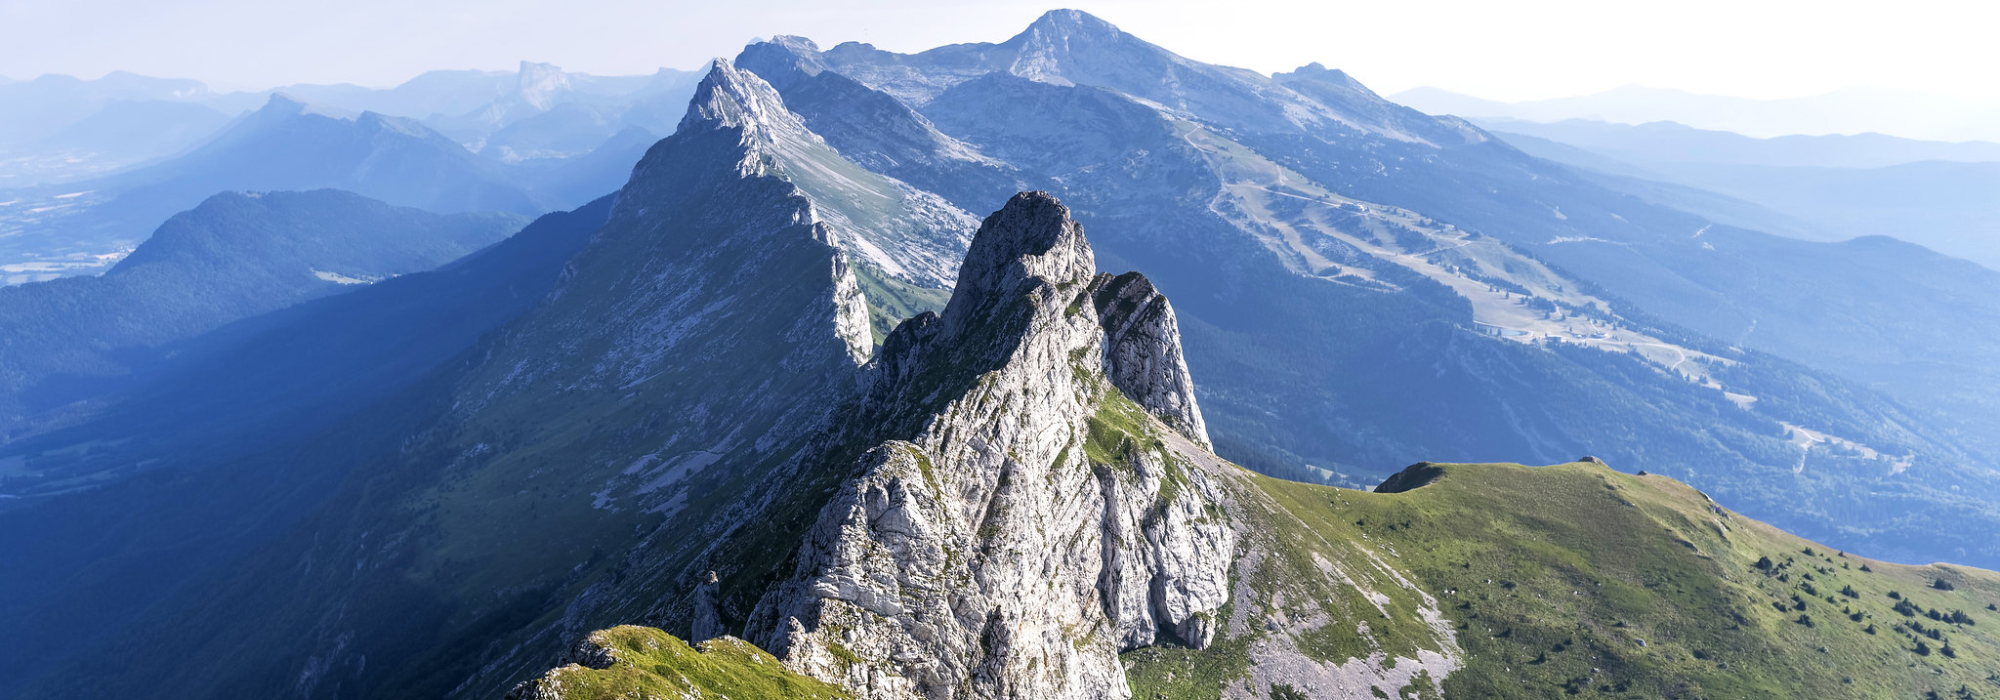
517 61 573 110
672 58 977 292
1091 271 1210 448
746 192 1234 700
689 571 724 643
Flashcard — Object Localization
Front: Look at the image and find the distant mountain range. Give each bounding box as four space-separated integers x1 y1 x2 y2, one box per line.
0 95 546 284
1473 118 2000 271
1476 117 2000 169
0 87 667 286
1393 84 2000 142
0 189 523 439
0 72 234 185
0 61 704 189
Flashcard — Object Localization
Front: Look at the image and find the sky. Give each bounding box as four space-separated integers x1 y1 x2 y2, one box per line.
2 0 1996 104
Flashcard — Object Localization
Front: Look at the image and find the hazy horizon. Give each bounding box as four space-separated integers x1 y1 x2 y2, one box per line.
4 0 1995 104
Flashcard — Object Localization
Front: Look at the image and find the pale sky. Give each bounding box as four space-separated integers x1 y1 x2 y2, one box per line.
1 0 1994 104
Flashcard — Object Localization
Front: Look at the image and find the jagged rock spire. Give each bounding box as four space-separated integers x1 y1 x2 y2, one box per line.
942 191 1095 324
749 191 1227 700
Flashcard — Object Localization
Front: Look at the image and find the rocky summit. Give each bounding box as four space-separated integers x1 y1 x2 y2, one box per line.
746 192 1234 700
514 192 1466 699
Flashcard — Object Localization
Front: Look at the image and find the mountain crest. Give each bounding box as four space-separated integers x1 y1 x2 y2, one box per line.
1014 8 1125 44
665 56 977 292
943 192 1094 325
746 192 1228 700
676 58 817 147
516 60 572 109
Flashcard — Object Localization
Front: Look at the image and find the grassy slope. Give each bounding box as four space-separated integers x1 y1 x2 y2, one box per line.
508 626 851 700
520 449 2000 699
1240 462 2000 699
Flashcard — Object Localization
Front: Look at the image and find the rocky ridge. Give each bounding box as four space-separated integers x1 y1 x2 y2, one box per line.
515 193 1463 700
674 58 977 293
744 192 1232 700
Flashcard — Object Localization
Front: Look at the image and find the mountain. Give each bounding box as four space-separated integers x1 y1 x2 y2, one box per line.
1476 118 2000 169
32 100 231 161
0 100 232 186
236 68 519 120
0 64 701 279
1393 85 2000 143
811 11 1480 148
0 72 230 185
422 61 705 161
732 37 1024 209
8 58 975 700
0 72 215 149
732 11 2000 569
1475 120 2000 270
489 187 2000 698
9 26 2000 700
0 189 524 440
1640 159 2000 269
515 125 663 207
86 94 547 213
0 94 547 284
0 193 602 698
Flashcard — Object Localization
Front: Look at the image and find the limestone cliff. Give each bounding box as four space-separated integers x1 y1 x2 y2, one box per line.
744 193 1233 700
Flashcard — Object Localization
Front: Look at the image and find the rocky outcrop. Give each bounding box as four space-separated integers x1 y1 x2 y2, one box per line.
689 571 723 643
745 192 1235 700
1090 271 1209 448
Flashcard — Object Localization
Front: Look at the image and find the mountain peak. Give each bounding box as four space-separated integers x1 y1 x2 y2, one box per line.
1277 62 1365 88
1021 8 1124 39
736 37 828 92
768 35 821 54
261 93 308 113
257 92 352 120
675 57 811 142
516 60 571 109
945 191 1094 320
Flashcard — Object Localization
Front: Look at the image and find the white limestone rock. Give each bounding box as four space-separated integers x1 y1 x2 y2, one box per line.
747 192 1235 700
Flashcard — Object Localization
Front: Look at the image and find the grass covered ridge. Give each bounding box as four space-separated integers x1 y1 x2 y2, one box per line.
1253 461 2000 699
508 626 851 700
